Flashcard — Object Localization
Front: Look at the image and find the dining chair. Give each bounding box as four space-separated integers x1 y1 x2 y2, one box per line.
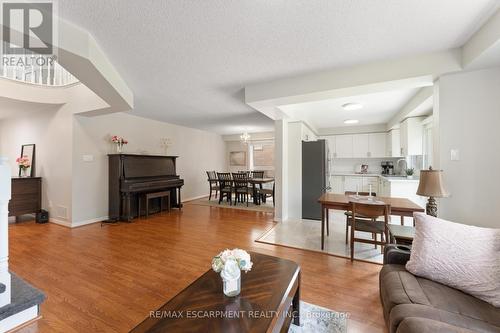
250 170 264 179
343 191 377 243
348 201 390 261
217 172 233 204
250 171 265 202
206 171 219 200
259 181 275 207
232 172 250 206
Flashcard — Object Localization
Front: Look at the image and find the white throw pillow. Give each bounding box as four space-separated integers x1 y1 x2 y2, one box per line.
406 212 500 307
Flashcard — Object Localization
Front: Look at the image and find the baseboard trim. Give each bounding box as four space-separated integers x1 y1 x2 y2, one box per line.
50 216 108 228
182 194 209 203
49 218 71 228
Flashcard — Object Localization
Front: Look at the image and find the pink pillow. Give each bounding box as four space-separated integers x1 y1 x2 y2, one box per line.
406 213 500 307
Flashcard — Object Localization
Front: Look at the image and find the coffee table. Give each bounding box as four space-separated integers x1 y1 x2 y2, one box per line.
131 252 301 333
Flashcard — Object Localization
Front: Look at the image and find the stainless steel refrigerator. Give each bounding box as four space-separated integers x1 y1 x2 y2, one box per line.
302 140 330 220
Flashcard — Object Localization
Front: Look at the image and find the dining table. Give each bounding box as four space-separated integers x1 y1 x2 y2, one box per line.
317 193 425 250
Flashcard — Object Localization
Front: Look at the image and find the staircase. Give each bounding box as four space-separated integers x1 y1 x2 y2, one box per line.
0 60 78 86
0 273 45 333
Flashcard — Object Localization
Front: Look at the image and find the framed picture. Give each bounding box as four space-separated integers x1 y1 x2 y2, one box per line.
229 151 246 166
19 144 35 177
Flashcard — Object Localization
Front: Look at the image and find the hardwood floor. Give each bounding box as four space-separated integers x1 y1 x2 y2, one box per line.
8 204 385 333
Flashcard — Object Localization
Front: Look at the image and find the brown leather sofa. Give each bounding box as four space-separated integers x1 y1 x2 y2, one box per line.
380 245 500 333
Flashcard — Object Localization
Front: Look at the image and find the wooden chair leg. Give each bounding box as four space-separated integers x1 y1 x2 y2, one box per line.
209 186 212 201
350 217 355 261
138 196 141 218
345 216 349 244
326 209 329 236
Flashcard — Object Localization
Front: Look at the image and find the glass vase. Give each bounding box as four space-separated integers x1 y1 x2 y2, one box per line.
21 168 28 177
116 143 123 153
222 275 241 297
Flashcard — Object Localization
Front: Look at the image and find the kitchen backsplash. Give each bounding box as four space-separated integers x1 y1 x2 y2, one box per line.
331 157 423 175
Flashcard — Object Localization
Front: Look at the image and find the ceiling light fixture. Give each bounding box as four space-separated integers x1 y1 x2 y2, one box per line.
344 119 359 125
240 132 251 143
342 102 363 111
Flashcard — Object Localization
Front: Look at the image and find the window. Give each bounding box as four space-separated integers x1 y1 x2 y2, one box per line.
249 140 275 177
423 124 433 169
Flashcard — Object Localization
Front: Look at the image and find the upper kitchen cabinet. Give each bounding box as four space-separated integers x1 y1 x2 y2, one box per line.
334 135 353 158
400 117 425 156
326 132 387 158
352 133 386 158
352 134 369 158
368 133 386 157
386 129 401 157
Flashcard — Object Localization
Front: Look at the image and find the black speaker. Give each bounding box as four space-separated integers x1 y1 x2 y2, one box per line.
36 210 49 224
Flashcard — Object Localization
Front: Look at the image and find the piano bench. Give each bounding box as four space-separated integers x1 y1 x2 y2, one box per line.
139 191 171 219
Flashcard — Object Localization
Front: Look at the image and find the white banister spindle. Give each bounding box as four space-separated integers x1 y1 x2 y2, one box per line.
0 157 12 307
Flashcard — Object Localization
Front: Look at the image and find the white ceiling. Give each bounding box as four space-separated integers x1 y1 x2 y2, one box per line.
279 88 425 129
57 0 498 134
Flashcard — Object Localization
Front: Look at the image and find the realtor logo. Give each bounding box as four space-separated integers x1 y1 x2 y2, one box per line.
2 2 53 54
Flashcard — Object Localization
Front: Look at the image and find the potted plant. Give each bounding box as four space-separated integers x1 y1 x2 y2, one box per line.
406 168 415 179
16 156 30 177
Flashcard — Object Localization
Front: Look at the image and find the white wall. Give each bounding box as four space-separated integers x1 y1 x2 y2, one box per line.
274 120 288 222
438 67 500 227
72 112 226 224
0 106 74 224
286 121 319 220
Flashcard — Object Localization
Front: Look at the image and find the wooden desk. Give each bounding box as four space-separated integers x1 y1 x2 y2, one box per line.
318 193 424 250
131 252 300 333
9 177 42 221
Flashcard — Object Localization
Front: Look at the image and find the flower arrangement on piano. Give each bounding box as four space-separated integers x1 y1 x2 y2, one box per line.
212 249 253 297
16 156 30 177
111 135 128 153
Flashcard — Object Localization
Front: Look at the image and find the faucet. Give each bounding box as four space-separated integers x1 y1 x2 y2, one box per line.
396 159 407 176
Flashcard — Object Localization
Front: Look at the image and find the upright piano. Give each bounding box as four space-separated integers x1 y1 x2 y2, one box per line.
108 154 184 221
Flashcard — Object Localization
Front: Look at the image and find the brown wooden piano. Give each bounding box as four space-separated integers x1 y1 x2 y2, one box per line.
108 154 184 222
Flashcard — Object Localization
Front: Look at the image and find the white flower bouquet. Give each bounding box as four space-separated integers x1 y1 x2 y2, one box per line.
212 249 253 273
212 249 253 297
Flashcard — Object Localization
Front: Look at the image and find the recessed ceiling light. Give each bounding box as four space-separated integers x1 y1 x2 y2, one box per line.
344 119 359 125
342 102 363 111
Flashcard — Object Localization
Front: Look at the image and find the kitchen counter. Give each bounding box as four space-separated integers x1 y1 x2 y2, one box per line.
331 173 420 182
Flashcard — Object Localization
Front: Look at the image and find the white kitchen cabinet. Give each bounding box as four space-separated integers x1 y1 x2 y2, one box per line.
386 129 401 157
344 176 363 192
400 117 424 156
369 133 386 158
362 176 379 194
331 175 344 194
334 135 353 158
353 134 369 158
379 178 391 197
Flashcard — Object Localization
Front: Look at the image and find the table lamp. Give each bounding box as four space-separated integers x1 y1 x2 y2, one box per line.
416 167 449 217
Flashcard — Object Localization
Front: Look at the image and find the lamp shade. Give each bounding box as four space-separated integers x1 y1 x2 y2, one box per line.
417 168 449 198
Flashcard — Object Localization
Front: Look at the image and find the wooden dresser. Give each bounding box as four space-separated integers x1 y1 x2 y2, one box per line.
9 177 42 219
